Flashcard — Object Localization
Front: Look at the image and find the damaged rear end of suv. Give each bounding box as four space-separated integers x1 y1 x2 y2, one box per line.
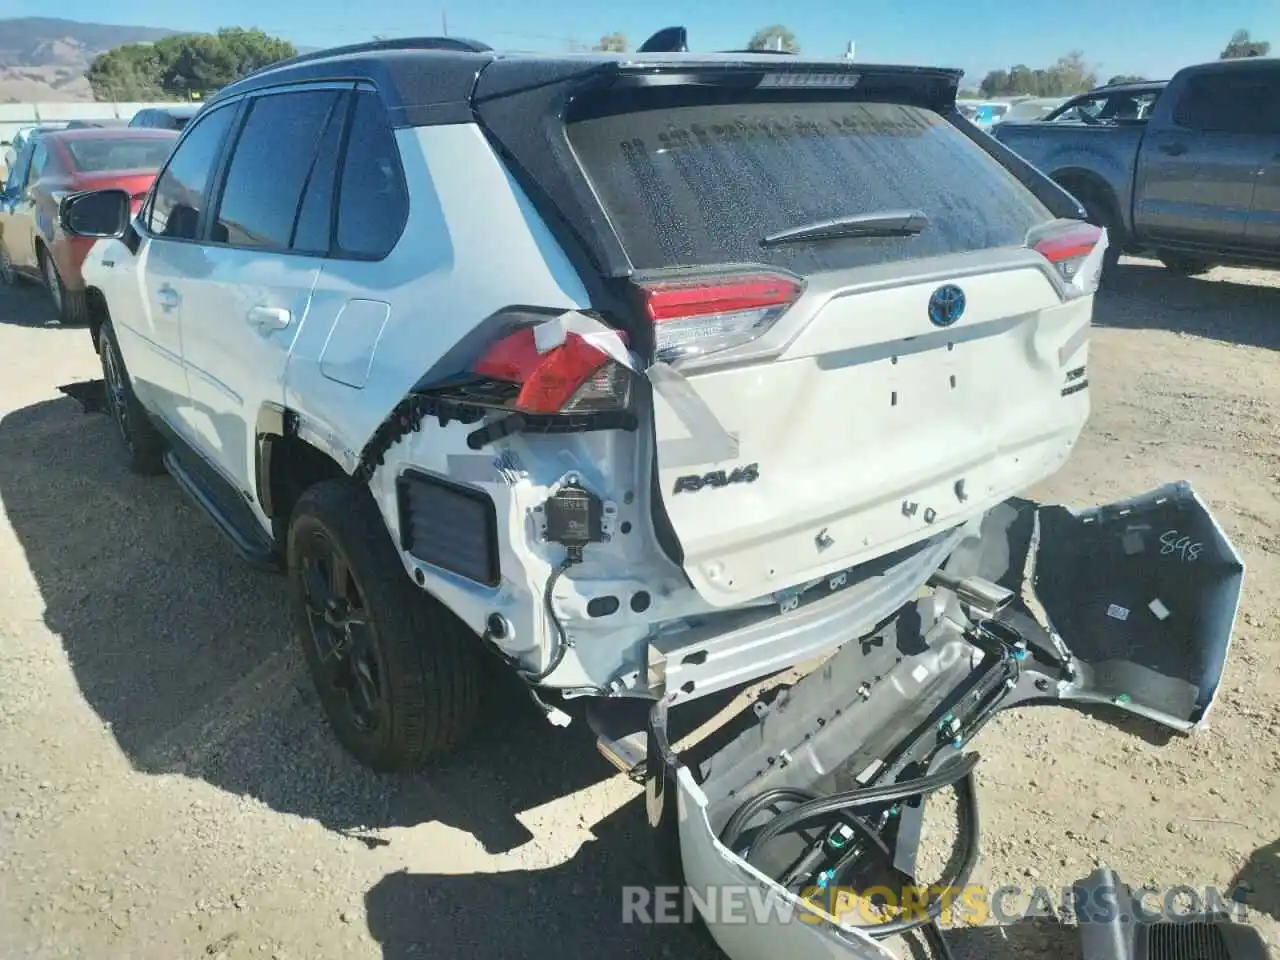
65 36 1247 960
348 46 1242 953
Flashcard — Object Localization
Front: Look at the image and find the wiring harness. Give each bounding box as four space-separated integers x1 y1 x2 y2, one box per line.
720 752 980 943
712 614 1036 956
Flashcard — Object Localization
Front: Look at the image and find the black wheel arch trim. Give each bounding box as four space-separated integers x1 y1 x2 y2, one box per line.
255 403 302 519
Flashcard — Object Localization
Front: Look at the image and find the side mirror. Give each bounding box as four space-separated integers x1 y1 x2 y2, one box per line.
60 188 131 239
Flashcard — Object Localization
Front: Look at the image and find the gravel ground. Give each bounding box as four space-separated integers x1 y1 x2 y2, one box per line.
0 259 1277 960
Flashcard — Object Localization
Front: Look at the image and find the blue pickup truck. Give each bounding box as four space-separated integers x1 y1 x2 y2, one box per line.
993 58 1280 276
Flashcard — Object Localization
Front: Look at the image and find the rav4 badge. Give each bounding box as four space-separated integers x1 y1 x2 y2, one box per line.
672 463 759 494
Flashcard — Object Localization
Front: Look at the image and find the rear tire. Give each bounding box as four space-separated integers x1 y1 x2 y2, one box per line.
1066 183 1122 276
1157 252 1215 277
287 480 484 771
40 246 88 325
98 319 165 475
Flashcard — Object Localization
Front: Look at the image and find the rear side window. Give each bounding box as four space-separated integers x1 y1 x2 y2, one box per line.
65 137 173 173
568 100 1053 273
146 103 236 241
335 91 408 258
1173 70 1279 135
213 89 341 251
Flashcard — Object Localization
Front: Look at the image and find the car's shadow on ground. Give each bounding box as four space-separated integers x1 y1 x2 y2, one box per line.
1233 838 1280 924
1096 260 1280 351
0 393 630 857
365 796 726 959
365 821 1080 960
0 279 60 327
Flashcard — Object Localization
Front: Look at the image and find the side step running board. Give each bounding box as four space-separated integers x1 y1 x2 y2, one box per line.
162 451 279 571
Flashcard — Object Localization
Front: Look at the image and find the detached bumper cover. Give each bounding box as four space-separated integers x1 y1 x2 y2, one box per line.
645 483 1245 960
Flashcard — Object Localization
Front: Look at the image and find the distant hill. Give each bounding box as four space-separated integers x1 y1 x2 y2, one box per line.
0 17 182 102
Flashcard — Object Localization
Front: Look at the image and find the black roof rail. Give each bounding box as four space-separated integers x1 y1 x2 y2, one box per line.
243 36 492 79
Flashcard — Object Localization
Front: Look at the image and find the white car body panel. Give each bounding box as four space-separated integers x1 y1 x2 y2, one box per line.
81 118 1098 696
652 258 1091 608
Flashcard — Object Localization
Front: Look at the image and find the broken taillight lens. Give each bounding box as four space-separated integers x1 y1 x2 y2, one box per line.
1031 221 1106 297
637 272 804 363
471 326 629 415
413 312 634 420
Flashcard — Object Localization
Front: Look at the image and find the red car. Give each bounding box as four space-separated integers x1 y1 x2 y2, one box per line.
0 128 177 323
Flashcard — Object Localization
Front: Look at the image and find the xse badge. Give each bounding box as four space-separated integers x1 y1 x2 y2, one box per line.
672 463 760 494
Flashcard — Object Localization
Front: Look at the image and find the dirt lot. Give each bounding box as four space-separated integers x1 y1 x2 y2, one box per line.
0 260 1277 960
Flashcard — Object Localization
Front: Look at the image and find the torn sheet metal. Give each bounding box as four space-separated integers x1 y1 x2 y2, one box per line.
354 308 740 482
1071 226 1109 297
539 311 740 465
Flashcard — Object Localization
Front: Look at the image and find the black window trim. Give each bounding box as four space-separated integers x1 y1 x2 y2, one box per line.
135 78 409 263
135 98 245 247
328 84 411 262
203 80 357 259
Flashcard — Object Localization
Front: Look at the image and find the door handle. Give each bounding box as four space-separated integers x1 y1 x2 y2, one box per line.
246 306 291 331
1159 142 1188 156
156 284 180 311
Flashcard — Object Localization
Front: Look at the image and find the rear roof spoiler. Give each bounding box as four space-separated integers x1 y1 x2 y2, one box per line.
475 58 963 113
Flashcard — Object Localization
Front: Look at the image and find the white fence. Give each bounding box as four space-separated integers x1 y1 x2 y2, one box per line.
0 101 190 146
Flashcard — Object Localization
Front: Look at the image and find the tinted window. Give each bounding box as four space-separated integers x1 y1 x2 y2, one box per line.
146 104 235 241
1173 72 1273 134
569 100 1052 273
335 91 408 258
65 137 173 173
130 112 150 128
213 90 340 251
291 95 347 254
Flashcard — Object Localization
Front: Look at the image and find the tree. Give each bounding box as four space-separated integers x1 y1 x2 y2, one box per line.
1220 29 1270 59
86 42 166 100
1107 74 1146 85
747 25 799 54
979 69 1009 98
593 32 627 52
1049 51 1096 93
88 27 296 101
977 52 1098 97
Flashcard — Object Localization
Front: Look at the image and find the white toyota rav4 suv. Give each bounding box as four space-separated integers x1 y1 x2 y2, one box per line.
60 35 1245 960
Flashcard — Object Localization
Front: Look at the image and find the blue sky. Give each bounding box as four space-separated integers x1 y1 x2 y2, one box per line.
15 0 1279 85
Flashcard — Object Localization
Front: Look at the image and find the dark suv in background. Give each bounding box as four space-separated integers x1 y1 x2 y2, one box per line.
128 105 202 131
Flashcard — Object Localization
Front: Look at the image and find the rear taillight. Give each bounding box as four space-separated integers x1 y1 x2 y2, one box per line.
637 272 803 363
1032 221 1107 297
471 326 628 415
418 312 634 420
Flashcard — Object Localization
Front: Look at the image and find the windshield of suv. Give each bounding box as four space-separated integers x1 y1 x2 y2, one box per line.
65 137 175 173
568 98 1052 275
